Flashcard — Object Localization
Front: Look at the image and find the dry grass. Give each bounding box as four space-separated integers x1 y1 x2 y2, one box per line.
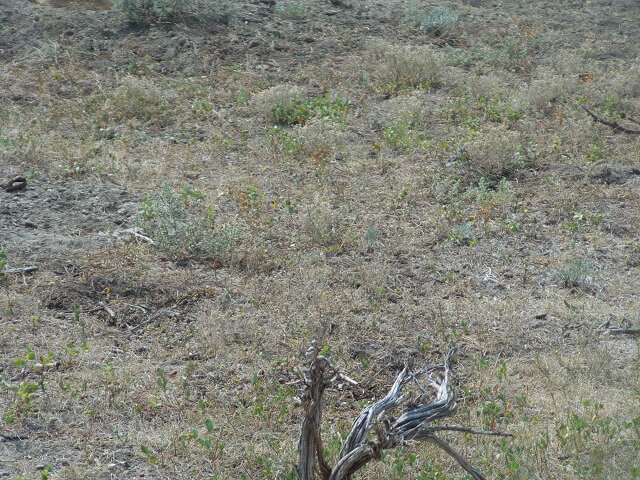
2 0 640 479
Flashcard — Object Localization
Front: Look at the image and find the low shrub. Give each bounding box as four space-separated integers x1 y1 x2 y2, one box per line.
461 129 525 180
252 85 350 126
367 40 443 93
406 5 459 36
138 185 240 263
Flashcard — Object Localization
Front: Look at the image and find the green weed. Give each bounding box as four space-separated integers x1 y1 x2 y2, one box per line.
138 185 240 263
406 5 459 36
558 258 594 289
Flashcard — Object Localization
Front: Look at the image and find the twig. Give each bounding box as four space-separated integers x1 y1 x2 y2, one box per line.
424 435 486 480
582 106 640 134
3 266 38 274
0 432 26 442
112 228 155 245
100 302 116 319
607 328 640 336
416 425 513 437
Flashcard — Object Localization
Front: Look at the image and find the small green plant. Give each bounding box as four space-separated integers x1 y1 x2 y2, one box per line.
138 185 240 263
448 222 476 246
406 5 459 36
71 303 87 346
140 444 157 464
178 419 225 462
271 94 350 126
586 138 606 162
276 1 306 19
0 249 6 272
265 126 302 155
558 258 594 289
40 464 53 479
362 226 378 250
383 120 431 151
127 54 152 76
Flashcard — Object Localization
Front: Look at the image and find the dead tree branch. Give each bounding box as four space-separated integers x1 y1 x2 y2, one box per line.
582 106 640 134
295 342 506 480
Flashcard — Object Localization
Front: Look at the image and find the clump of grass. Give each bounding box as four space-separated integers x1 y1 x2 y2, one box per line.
367 40 444 94
252 85 350 126
86 78 175 131
406 4 459 36
275 1 306 20
138 185 240 263
303 204 347 249
291 117 347 159
112 0 231 26
460 129 525 180
523 69 579 112
558 258 594 289
251 84 303 124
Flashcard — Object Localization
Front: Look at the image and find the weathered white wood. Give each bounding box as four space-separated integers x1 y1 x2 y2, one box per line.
296 343 507 480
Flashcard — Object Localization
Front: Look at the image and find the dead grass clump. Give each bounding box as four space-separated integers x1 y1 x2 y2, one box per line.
523 68 579 112
250 84 304 125
290 117 346 158
461 129 524 181
366 39 444 93
609 62 640 113
303 203 348 248
461 72 510 100
92 77 176 130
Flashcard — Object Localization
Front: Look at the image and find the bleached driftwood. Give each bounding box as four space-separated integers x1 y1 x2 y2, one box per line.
295 341 509 480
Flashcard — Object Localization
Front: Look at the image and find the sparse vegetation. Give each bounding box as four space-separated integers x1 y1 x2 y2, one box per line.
406 4 459 36
138 185 240 263
558 258 594 290
2 0 640 478
367 40 444 93
253 86 350 126
112 0 231 26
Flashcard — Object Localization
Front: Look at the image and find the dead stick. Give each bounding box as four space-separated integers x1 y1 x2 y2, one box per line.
100 302 116 319
582 106 640 134
419 425 513 437
3 266 38 274
607 329 640 336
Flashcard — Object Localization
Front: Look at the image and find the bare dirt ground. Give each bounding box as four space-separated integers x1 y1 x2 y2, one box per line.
1 0 640 479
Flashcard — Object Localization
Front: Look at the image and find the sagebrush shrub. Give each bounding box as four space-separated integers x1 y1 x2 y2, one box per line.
138 185 239 263
367 40 443 92
461 129 524 180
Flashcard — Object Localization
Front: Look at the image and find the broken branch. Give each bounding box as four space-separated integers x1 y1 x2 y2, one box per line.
296 342 504 480
3 266 38 274
582 105 640 134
